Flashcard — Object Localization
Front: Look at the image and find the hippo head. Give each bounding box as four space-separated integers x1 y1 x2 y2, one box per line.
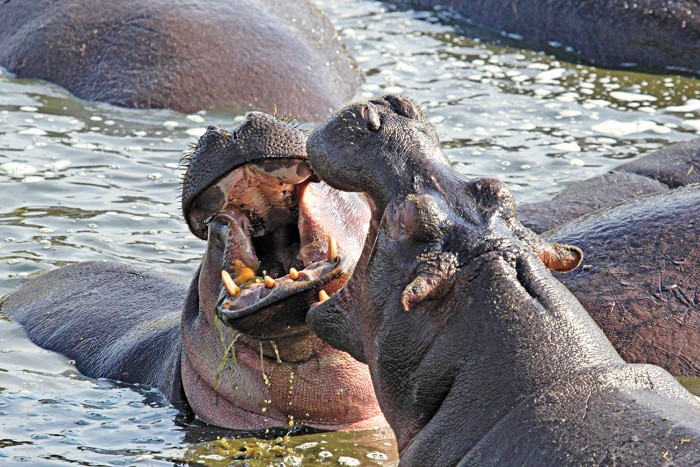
305 95 583 360
304 96 611 451
182 112 369 347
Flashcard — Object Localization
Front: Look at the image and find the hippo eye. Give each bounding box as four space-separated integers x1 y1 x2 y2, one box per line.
360 104 381 132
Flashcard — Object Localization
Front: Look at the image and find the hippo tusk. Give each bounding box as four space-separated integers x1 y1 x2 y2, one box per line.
328 235 338 262
221 270 241 296
319 289 330 302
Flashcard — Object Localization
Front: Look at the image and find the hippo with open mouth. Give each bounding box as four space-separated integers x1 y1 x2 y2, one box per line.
0 112 386 431
283 95 700 464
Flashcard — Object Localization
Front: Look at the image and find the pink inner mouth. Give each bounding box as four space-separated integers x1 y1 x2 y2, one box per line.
188 158 363 324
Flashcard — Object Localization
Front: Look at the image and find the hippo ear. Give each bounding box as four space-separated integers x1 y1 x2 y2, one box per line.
517 228 583 273
401 251 458 311
539 242 583 272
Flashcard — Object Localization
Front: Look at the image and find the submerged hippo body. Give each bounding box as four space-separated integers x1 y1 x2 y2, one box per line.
296 95 700 464
547 186 700 377
1 262 187 402
384 0 700 74
0 113 386 431
515 139 700 376
0 0 362 120
519 138 700 234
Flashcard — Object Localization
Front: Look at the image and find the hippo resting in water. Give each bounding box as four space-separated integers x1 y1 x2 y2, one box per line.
518 139 700 377
383 0 700 75
0 113 386 431
261 95 700 464
0 0 362 121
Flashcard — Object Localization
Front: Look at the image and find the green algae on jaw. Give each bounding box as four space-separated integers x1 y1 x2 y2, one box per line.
214 315 240 391
270 340 282 364
182 428 399 466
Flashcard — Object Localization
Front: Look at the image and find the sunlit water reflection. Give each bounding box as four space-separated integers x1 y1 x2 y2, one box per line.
2 0 700 464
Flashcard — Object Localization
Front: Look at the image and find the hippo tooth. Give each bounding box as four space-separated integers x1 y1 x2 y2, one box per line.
221 270 241 296
318 289 330 303
264 275 276 288
327 235 338 262
289 268 300 280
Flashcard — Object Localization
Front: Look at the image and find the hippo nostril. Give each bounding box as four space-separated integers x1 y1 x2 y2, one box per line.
361 104 381 132
384 95 421 120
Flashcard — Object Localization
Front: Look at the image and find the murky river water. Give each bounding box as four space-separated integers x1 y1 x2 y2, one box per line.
1 1 700 465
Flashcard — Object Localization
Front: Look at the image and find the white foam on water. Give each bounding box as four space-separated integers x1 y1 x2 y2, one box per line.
185 128 206 137
682 119 700 132
22 176 44 183
186 114 205 123
665 99 700 113
591 120 671 137
17 128 47 136
1 162 36 177
535 68 565 82
551 142 581 152
609 91 657 102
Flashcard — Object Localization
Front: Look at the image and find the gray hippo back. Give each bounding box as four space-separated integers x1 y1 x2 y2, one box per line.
0 0 362 120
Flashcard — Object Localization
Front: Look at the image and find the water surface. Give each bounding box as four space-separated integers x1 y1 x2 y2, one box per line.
2 0 700 464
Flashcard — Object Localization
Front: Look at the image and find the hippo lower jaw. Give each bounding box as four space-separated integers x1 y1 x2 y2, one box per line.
214 210 356 339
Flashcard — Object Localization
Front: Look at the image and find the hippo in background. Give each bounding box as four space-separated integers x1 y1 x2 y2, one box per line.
519 138 700 234
0 112 386 432
0 0 362 121
383 0 700 75
295 95 700 464
516 138 700 377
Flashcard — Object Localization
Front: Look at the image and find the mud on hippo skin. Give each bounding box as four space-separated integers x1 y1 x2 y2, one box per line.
1 112 386 432
0 0 362 121
382 0 700 75
304 95 700 465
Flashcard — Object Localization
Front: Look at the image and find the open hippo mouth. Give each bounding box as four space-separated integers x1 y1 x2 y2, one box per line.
182 114 368 340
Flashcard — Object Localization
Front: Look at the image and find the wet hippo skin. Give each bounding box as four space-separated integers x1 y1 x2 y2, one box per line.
515 139 700 377
382 1 700 75
0 0 362 121
547 185 700 377
301 95 700 465
0 112 386 432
